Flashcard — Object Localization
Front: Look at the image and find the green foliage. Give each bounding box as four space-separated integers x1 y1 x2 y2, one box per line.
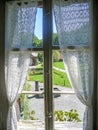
28 110 38 120
24 110 38 120
37 63 43 69
53 33 59 45
33 35 42 47
38 52 44 62
33 33 59 47
65 109 81 122
18 83 31 106
55 110 66 121
18 84 31 120
53 51 60 62
23 83 31 91
54 109 81 122
24 95 29 120
18 84 38 120
24 104 38 120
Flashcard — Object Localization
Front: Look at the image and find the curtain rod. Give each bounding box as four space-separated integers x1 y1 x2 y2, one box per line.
6 0 43 7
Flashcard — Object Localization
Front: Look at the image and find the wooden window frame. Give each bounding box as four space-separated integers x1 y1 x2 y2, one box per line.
0 0 98 130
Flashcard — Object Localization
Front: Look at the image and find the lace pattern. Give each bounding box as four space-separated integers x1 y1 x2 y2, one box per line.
5 1 37 130
53 0 91 47
53 0 93 130
5 1 37 50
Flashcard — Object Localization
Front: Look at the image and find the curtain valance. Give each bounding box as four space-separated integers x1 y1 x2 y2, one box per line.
53 0 91 48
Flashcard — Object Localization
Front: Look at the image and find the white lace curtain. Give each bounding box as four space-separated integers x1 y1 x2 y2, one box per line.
5 1 37 130
53 0 93 130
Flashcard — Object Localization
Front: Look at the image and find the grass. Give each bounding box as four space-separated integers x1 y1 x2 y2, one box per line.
28 62 71 87
29 74 43 83
53 61 65 70
23 83 31 91
29 68 44 83
53 69 71 87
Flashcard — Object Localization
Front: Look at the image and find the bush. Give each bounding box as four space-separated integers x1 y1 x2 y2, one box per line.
55 110 66 121
28 110 38 120
54 109 81 122
17 83 31 119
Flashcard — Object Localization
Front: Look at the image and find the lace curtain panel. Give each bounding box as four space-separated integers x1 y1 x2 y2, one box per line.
53 0 93 130
5 1 37 130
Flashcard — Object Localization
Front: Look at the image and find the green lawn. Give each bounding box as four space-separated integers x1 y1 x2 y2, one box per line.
29 68 44 83
28 62 71 87
53 69 71 87
53 61 65 70
29 73 43 83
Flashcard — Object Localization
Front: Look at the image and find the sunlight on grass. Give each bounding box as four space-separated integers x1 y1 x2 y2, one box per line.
29 74 44 83
28 63 71 87
53 69 71 87
53 61 65 70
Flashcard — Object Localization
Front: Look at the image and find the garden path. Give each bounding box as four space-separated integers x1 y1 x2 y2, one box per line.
28 82 85 121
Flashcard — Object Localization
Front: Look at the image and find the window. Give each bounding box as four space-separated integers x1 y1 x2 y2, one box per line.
0 0 96 130
18 1 85 130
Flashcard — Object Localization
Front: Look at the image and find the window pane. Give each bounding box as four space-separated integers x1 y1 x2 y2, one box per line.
52 52 85 130
53 50 71 87
17 51 45 129
33 8 43 48
29 51 44 83
52 15 59 46
54 94 85 130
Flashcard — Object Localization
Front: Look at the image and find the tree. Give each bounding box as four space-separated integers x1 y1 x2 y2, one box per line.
53 33 60 62
32 34 60 62
38 52 43 63
33 35 41 47
33 33 59 47
53 33 59 45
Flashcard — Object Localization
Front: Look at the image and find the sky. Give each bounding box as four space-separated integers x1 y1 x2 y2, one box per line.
34 8 57 39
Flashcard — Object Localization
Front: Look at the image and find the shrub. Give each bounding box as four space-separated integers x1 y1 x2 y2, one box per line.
65 109 81 122
54 110 66 121
17 83 31 119
28 110 38 120
54 109 81 122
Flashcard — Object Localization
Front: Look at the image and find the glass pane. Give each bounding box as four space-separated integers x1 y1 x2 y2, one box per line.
53 50 71 87
32 8 43 48
52 15 59 46
54 94 85 130
17 51 45 129
29 51 44 83
17 94 45 129
52 52 85 130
